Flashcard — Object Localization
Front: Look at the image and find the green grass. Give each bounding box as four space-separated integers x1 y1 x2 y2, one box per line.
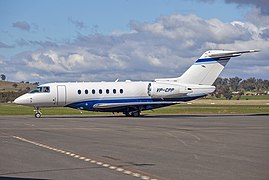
206 94 269 100
145 104 269 114
238 95 269 100
1 103 268 116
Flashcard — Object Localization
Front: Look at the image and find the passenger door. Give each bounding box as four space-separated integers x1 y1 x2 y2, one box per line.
57 85 66 106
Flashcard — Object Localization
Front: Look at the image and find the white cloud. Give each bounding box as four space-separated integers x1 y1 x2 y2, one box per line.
131 14 253 44
2 12 269 83
14 71 28 81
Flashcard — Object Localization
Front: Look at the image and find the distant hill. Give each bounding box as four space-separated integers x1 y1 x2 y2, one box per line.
0 81 37 92
0 81 38 102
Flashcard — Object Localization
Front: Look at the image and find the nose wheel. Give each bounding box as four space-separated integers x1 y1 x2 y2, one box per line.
34 107 42 118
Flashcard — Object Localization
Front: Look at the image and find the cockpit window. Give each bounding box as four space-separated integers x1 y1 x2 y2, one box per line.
30 86 50 93
43 86 50 92
30 87 42 93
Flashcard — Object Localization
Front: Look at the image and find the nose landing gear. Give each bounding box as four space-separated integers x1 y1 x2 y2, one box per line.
34 107 42 118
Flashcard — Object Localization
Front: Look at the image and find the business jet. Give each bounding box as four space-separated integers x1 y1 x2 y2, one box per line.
14 49 258 118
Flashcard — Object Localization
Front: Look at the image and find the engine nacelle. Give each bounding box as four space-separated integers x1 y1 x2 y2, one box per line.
147 82 192 98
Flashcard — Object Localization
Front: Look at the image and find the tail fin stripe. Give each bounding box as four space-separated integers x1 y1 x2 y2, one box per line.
195 58 231 64
195 58 217 63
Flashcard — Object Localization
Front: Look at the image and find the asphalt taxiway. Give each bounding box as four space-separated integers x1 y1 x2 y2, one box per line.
0 114 269 180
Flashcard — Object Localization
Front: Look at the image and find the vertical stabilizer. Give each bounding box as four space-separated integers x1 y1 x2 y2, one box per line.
155 50 259 85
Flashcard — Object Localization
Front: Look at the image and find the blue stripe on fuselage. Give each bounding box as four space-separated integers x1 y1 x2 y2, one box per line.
66 95 206 112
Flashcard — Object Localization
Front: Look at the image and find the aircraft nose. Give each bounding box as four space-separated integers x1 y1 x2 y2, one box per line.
14 95 30 105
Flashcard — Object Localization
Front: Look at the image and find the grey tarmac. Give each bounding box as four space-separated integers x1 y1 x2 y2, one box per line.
0 114 269 180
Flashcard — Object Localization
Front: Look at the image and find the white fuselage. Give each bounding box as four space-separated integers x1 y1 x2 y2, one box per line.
14 81 214 111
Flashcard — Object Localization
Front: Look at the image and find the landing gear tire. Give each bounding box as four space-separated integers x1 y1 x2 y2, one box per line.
35 112 42 118
34 107 42 118
124 111 131 117
124 111 141 117
132 111 140 117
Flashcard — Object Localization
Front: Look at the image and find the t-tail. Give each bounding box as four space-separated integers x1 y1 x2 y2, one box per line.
155 50 259 85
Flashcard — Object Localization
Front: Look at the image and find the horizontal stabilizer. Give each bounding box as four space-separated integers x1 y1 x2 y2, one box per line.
206 50 259 59
93 101 184 109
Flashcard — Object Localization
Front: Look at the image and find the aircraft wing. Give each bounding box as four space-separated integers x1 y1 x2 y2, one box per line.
93 101 184 109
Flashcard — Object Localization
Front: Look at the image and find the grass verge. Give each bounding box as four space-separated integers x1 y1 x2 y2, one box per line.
145 104 269 114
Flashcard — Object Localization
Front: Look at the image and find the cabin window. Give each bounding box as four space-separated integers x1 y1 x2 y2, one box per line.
106 89 109 94
30 86 50 93
120 89 123 94
92 89 95 94
85 89 88 94
99 89 102 94
78 90 81 95
113 89 116 94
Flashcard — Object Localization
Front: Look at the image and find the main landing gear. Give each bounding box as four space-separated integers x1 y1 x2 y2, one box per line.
124 111 141 117
34 107 42 118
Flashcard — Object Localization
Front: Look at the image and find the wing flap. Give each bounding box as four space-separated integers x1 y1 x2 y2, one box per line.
93 101 184 109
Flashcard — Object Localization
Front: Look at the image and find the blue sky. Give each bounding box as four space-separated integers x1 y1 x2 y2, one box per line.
0 0 268 82
0 0 250 55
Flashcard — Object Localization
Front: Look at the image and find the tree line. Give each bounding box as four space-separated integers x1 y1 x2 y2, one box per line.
1 76 269 102
212 77 269 100
1 74 6 81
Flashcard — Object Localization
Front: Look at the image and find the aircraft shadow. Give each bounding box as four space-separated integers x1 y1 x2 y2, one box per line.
41 113 269 119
